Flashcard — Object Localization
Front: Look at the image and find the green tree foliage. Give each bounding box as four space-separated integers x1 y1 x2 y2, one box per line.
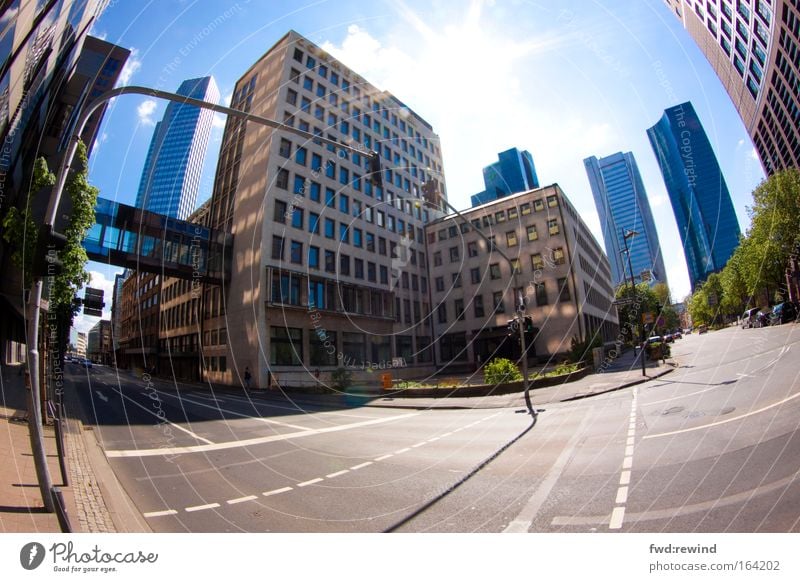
568 334 602 364
1 157 56 286
483 358 523 384
51 140 99 313
615 282 660 342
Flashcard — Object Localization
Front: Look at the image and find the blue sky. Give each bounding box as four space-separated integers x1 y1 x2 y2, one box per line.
75 0 765 332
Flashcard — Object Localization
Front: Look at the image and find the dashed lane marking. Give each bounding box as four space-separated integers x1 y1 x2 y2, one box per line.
326 470 350 479
143 509 178 518
227 495 258 505
350 461 373 470
185 503 220 513
263 487 293 497
297 478 324 487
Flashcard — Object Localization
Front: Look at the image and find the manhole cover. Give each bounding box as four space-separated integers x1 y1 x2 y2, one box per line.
662 406 685 416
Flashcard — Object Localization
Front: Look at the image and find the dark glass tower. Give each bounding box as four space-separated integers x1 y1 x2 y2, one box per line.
585 152 667 289
647 101 741 290
471 147 539 206
135 76 219 219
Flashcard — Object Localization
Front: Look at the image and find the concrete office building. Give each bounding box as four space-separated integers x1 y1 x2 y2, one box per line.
206 30 447 388
426 184 619 367
134 76 219 220
585 152 668 288
470 147 539 206
647 102 741 289
663 0 800 174
87 319 112 364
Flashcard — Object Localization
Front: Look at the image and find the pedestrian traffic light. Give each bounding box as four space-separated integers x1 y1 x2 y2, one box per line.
368 151 383 188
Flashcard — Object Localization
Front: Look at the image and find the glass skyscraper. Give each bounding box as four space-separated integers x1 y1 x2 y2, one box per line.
135 76 220 219
470 147 539 206
647 101 741 290
584 152 667 289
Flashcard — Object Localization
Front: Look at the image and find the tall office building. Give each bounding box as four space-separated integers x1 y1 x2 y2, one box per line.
471 147 539 206
663 0 800 174
647 101 741 290
207 30 446 389
134 76 219 219
584 152 668 288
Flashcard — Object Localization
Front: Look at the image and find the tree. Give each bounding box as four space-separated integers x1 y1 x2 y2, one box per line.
1 157 56 287
615 282 660 342
719 243 750 316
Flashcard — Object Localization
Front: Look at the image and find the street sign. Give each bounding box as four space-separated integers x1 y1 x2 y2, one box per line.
642 312 654 324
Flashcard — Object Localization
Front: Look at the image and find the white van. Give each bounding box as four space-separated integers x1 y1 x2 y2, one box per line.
741 307 759 328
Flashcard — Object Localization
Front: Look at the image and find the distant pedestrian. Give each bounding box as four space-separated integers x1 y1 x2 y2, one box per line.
244 367 252 390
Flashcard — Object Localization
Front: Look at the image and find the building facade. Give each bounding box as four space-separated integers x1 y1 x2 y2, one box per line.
584 152 668 288
134 76 219 220
117 272 161 372
207 30 447 389
647 101 741 289
471 147 539 206
87 319 112 364
426 184 619 369
664 0 799 174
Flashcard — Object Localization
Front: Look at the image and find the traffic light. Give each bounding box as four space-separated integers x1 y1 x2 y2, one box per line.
524 316 534 333
507 318 519 336
368 151 383 188
82 287 105 317
33 225 68 277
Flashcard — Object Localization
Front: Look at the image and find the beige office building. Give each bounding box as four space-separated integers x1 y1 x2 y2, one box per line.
207 30 446 388
425 184 619 368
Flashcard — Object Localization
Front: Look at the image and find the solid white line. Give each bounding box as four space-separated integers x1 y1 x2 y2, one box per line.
263 486 293 497
620 471 631 486
626 437 635 446
441 432 453 437
643 390 800 439
106 412 418 457
374 454 393 461
616 487 629 504
326 470 349 478
143 509 177 518
350 461 373 470
171 394 309 430
625 445 635 456
227 495 258 505
609 506 625 530
185 503 220 512
395 448 411 454
427 437 440 443
297 478 323 487
411 442 426 448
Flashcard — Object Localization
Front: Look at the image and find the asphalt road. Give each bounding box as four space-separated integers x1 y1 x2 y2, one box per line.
65 322 800 532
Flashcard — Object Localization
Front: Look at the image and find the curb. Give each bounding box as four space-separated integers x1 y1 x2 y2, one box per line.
559 364 677 402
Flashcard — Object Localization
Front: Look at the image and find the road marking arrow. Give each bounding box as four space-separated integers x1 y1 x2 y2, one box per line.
94 390 108 403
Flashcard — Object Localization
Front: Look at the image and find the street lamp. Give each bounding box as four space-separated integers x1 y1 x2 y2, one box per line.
621 228 646 376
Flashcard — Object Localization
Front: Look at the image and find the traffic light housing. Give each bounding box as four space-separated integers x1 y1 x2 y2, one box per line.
82 287 105 317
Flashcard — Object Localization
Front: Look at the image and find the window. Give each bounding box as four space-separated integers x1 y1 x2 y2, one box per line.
535 282 548 306
473 295 485 318
272 236 285 260
531 253 544 270
508 207 518 220
324 218 335 239
271 272 300 305
274 200 287 223
468 241 478 257
470 267 480 284
492 292 505 313
295 146 307 166
291 207 304 229
367 262 376 282
452 273 462 288
311 153 322 172
548 219 560 236
355 258 364 279
366 232 375 252
495 210 506 223
437 303 447 323
506 231 518 247
534 199 544 212
435 277 445 292
378 237 387 255
293 175 306 196
353 228 363 248
342 332 366 363
455 299 465 321
557 277 571 302
511 259 521 273
309 212 320 234
270 327 301 366
303 76 313 91
527 225 538 241
434 252 442 267
290 241 303 264
310 329 336 366
339 194 349 214
339 223 349 244
325 250 336 273
276 168 289 190
380 265 389 284
325 187 336 208
489 263 501 280
449 247 459 262
520 202 531 215
339 253 350 276
286 88 298 105
279 138 292 158
308 246 320 269
547 195 558 208
553 247 565 265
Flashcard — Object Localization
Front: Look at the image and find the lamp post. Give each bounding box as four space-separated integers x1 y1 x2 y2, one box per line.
621 228 646 376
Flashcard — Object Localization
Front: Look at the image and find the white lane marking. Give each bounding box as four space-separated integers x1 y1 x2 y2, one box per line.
326 470 349 479
105 385 214 446
427 437 440 442
350 461 373 470
374 454 394 461
441 432 453 437
411 442 426 448
625 445 635 456
616 487 629 504
620 471 631 486
106 412 418 458
94 390 109 403
395 448 411 454
227 495 258 505
166 393 309 431
297 478 323 487
504 409 591 533
143 509 177 518
263 487 293 497
609 506 626 530
643 389 800 439
185 503 220 512
622 456 633 469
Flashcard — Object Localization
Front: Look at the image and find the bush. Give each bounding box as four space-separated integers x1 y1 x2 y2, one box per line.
330 367 352 390
484 358 523 385
553 361 580 376
569 335 602 364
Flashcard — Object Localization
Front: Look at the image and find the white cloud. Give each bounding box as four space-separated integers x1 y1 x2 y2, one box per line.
118 48 142 86
212 112 226 129
90 131 108 156
223 92 233 106
137 99 158 126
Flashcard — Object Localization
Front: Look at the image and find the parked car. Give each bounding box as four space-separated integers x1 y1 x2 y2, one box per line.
756 311 771 328
647 335 663 345
741 307 760 329
698 325 708 334
672 330 682 339
769 302 797 325
663 333 674 343
82 359 93 369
